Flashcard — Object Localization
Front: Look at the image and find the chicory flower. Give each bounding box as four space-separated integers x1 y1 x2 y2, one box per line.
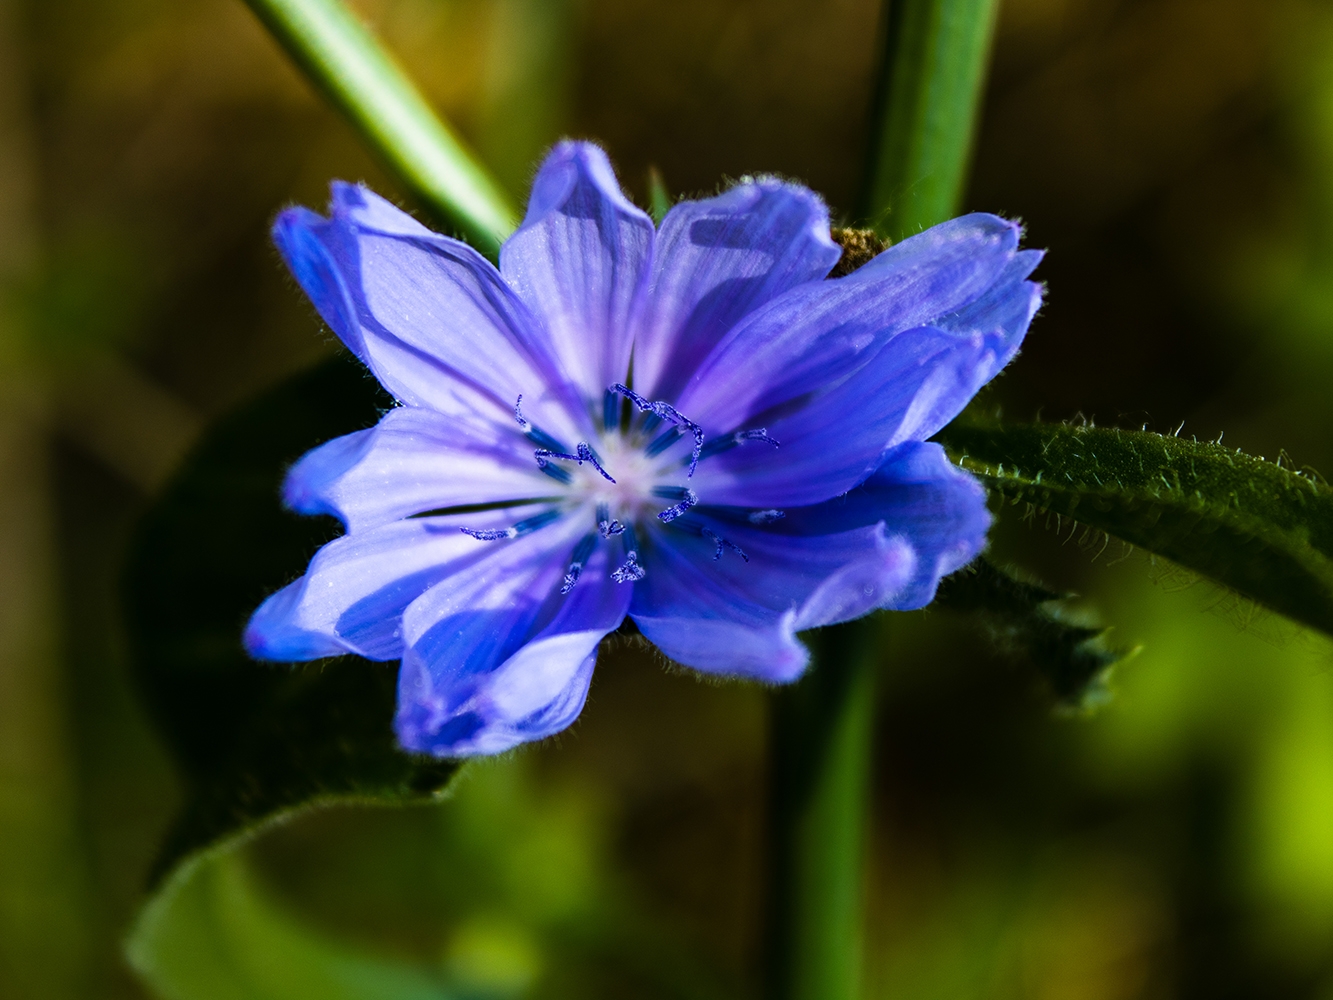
245 141 1043 757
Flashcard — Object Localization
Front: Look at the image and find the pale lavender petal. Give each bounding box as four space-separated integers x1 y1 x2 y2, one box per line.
500 142 653 402
630 522 915 682
273 184 587 442
632 180 841 401
675 214 1027 434
394 525 629 757
284 406 555 534
243 510 540 662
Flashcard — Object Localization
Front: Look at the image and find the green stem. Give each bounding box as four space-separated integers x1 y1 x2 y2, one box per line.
243 0 520 252
769 1 1003 997
766 622 879 1000
860 0 1001 241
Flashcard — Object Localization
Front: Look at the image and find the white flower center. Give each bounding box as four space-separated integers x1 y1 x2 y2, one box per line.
563 431 684 526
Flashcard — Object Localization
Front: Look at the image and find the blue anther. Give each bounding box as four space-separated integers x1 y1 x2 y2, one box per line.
514 395 570 453
577 443 616 483
460 508 562 542
702 527 749 562
603 389 620 432
534 443 616 483
534 447 581 468
610 383 705 477
699 427 780 461
596 502 624 537
611 552 644 583
748 509 785 524
655 487 699 523
460 526 516 541
561 533 598 594
611 524 645 583
736 428 779 447
539 463 573 485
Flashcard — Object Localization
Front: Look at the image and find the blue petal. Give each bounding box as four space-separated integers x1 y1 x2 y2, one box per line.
283 405 554 533
630 521 915 682
936 247 1043 373
394 527 630 757
676 214 1036 435
273 183 588 443
500 142 654 403
757 441 991 610
632 180 841 401
690 324 992 507
244 510 545 662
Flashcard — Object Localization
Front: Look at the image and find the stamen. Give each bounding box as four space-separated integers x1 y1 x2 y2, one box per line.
514 395 569 453
602 389 619 432
611 525 645 583
596 503 624 537
736 428 780 447
460 526 516 541
654 486 699 523
611 553 644 583
460 509 561 542
577 443 616 483
610 383 705 477
702 527 749 562
699 427 781 461
561 533 598 594
748 509 786 524
534 443 616 483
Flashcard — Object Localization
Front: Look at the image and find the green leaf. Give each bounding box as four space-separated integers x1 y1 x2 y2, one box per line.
934 558 1129 710
123 355 459 886
860 0 1002 240
127 850 453 1000
936 418 1333 638
243 0 519 252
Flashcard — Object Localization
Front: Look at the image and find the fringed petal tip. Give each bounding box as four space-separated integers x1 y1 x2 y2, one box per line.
243 580 348 662
394 633 603 758
520 140 649 230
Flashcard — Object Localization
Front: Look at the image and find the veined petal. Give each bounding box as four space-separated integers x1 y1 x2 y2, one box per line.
691 325 993 507
394 524 629 757
751 441 991 610
936 248 1044 372
244 510 539 663
632 180 841 401
283 406 554 533
630 521 915 682
676 214 1031 434
499 142 653 404
273 183 587 442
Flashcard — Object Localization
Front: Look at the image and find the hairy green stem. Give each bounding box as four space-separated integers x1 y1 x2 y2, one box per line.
860 0 1001 241
243 0 519 252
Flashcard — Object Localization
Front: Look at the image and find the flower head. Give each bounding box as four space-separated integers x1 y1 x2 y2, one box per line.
245 141 1043 757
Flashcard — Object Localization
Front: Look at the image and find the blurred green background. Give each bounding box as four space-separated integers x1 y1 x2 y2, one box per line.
5 0 1333 997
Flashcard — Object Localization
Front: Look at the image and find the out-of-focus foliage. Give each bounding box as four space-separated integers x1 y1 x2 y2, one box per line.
933 557 1126 709
124 356 456 884
9 0 1333 998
